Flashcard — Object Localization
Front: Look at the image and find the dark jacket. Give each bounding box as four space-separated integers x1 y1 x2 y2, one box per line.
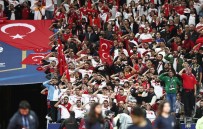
85 32 99 43
7 110 39 129
188 31 199 43
195 107 203 119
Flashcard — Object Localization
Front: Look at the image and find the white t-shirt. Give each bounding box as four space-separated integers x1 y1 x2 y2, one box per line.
137 5 148 16
78 69 93 78
68 95 82 104
91 81 106 89
97 94 109 104
194 2 201 14
137 48 151 57
85 104 91 112
188 14 196 25
72 106 85 118
155 48 167 62
58 105 70 119
151 80 163 99
114 77 128 85
70 95 82 104
146 110 156 122
114 49 129 59
102 106 110 117
91 59 102 68
82 94 91 104
46 0 56 11
139 33 152 43
81 94 98 104
110 6 118 18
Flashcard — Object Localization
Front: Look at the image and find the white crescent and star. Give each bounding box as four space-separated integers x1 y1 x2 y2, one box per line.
32 56 45 62
0 23 36 39
10 34 25 39
100 43 108 51
102 53 109 59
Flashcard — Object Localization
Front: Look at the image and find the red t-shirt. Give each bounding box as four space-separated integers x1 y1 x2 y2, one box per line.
115 94 127 103
63 33 73 40
175 6 185 15
171 42 179 51
182 73 197 89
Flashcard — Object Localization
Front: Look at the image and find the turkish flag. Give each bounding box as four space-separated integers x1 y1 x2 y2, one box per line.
87 0 92 9
196 37 203 44
57 39 70 81
0 20 52 50
21 53 49 65
98 38 113 65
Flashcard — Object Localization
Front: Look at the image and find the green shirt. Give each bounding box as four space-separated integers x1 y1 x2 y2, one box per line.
158 73 182 94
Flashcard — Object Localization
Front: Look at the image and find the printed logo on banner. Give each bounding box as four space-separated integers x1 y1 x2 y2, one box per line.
0 42 25 71
0 45 5 67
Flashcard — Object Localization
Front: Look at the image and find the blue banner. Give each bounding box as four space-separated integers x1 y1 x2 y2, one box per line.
0 42 47 86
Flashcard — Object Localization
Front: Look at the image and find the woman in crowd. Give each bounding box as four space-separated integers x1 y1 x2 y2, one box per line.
153 101 176 129
85 103 104 129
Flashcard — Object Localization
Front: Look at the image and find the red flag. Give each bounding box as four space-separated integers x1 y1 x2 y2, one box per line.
33 48 49 53
196 37 203 44
57 38 65 76
99 38 113 65
0 17 7 23
21 53 49 65
87 0 92 9
36 66 44 71
57 38 70 81
0 20 52 50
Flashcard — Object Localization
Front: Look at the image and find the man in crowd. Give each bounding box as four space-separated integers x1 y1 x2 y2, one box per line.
128 107 152 129
54 96 72 122
159 70 182 113
7 0 202 127
43 77 60 122
7 101 39 129
179 66 197 117
195 99 203 119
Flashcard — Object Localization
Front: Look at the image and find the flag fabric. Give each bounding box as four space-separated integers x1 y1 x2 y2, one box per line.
194 37 203 51
196 37 203 44
0 17 7 23
21 53 49 65
57 38 65 76
87 0 92 9
0 20 52 50
57 38 70 81
98 38 113 65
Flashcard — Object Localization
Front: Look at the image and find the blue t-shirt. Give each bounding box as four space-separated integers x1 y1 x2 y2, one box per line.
127 122 152 129
153 115 175 129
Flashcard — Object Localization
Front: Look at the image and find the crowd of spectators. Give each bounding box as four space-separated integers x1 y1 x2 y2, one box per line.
1 0 203 128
